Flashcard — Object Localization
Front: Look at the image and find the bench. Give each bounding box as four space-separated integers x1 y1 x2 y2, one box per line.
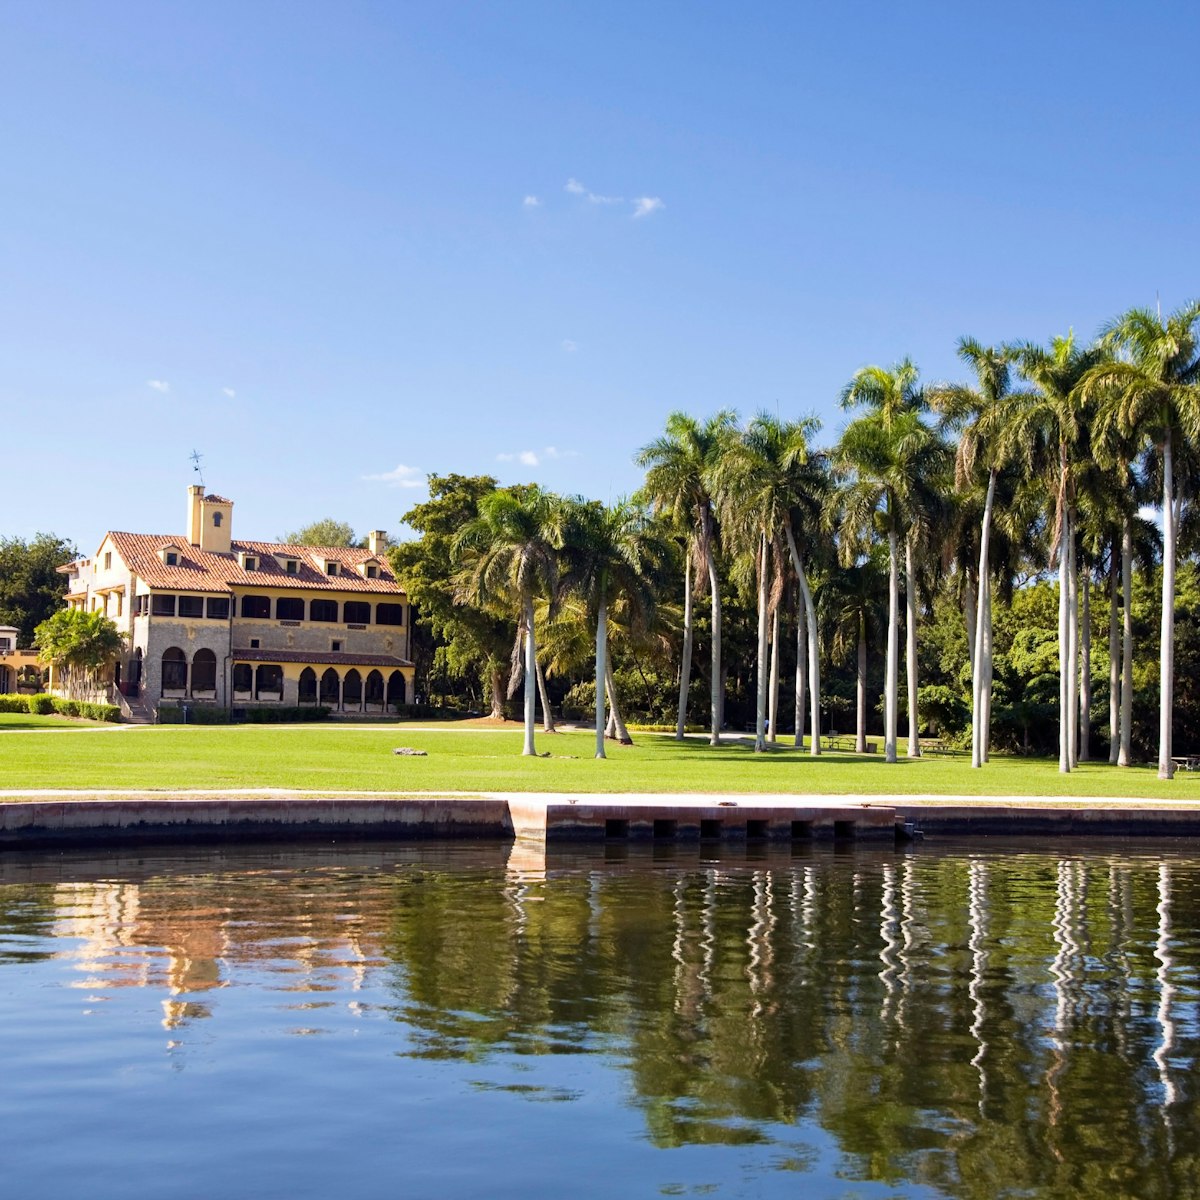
1171 755 1200 772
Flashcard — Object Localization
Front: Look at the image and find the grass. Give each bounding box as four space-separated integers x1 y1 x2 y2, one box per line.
1 719 1199 800
0 712 112 731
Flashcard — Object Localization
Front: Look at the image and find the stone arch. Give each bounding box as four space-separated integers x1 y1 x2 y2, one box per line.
191 648 217 695
232 663 252 697
319 668 340 707
298 667 318 704
386 670 406 710
343 668 362 708
161 646 187 695
365 669 384 710
255 664 283 700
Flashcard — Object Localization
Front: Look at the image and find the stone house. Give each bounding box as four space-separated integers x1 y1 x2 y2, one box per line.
57 486 414 714
0 626 44 693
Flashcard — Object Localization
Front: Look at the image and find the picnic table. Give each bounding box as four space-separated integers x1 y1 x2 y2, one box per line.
1171 755 1200 772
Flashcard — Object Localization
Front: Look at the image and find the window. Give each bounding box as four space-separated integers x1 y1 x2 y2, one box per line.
331 640 342 652
276 597 305 621
134 595 149 616
250 638 260 649
310 599 338 623
213 512 223 528
244 557 257 572
151 594 176 617
343 601 371 624
192 649 217 693
232 663 252 694
326 561 339 576
178 596 204 618
104 552 112 570
241 595 270 619
376 603 404 627
366 564 378 579
286 559 298 575
206 597 230 620
165 552 178 566
255 664 283 698
161 647 187 692
0 637 11 651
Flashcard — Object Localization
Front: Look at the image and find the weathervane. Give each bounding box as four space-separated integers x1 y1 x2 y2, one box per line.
190 449 205 488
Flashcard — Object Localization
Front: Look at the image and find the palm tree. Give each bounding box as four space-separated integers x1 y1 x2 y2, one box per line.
930 339 1037 768
636 411 737 744
453 487 561 756
559 498 670 758
33 609 125 700
820 559 885 752
840 359 947 760
709 413 826 754
1084 301 1200 778
1008 333 1103 773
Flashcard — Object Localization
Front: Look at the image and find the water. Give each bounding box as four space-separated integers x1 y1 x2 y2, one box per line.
1 840 1198 1199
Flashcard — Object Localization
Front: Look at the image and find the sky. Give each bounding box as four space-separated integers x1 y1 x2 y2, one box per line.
2 0 1198 554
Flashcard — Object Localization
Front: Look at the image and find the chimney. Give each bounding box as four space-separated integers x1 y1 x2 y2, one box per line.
187 485 205 546
367 530 388 556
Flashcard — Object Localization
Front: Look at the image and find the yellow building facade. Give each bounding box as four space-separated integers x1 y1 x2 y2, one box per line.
59 486 414 716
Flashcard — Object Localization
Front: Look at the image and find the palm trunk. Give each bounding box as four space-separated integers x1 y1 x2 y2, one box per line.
605 656 632 745
708 555 722 746
981 576 993 762
782 521 820 756
972 470 996 769
964 569 977 686
595 591 608 759
1058 504 1070 774
489 668 505 721
885 524 899 764
535 658 556 734
1078 562 1091 762
1108 552 1120 765
1159 434 1176 780
768 604 780 745
754 533 769 753
794 584 807 750
1067 510 1079 769
856 617 867 753
676 552 693 740
1120 518 1134 767
905 533 920 758
522 594 537 757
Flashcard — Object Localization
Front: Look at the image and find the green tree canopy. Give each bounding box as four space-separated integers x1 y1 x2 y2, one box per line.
0 533 77 647
33 608 125 699
279 519 360 547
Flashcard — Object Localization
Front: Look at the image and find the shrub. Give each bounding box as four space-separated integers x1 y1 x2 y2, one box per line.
156 705 331 724
0 694 29 713
27 694 54 715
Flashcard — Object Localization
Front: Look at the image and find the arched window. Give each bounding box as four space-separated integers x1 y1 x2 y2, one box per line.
386 671 406 709
232 663 252 695
298 667 317 703
255 664 283 699
376 603 404 626
365 669 384 708
343 668 362 706
161 647 187 694
191 649 217 694
276 597 304 621
241 595 270 619
344 601 371 624
310 599 338 622
319 668 340 706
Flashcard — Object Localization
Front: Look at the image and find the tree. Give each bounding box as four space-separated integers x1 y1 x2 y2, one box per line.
391 475 513 716
559 499 671 757
1084 300 1200 778
839 359 948 761
453 488 562 756
280 519 359 547
820 559 885 752
33 609 124 699
636 411 737 744
0 534 76 646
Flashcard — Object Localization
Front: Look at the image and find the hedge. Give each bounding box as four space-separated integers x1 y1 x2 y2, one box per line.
0 694 121 722
155 704 332 724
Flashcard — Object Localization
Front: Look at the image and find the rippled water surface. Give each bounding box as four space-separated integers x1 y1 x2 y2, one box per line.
2 839 1199 1199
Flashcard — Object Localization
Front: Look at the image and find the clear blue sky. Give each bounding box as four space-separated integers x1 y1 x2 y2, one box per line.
3 1 1197 554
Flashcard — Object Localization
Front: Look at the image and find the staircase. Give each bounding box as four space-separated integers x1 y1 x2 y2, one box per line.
111 686 155 725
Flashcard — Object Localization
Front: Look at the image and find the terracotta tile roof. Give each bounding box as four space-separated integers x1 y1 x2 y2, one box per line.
233 648 413 668
204 493 233 503
106 533 406 596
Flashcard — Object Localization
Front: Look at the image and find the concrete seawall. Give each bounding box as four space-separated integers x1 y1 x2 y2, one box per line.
2 791 1200 849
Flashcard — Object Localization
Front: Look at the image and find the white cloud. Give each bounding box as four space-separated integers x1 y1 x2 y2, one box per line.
221 386 236 398
632 196 664 219
523 195 541 207
587 191 623 205
565 177 622 204
362 463 423 488
561 339 578 353
497 446 579 467
147 379 170 393
565 177 586 194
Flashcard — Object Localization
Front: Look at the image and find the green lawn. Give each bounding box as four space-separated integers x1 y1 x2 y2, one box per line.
0 712 112 731
1 720 1198 799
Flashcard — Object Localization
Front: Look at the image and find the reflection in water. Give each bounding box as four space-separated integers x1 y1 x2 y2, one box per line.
2 842 1200 1199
